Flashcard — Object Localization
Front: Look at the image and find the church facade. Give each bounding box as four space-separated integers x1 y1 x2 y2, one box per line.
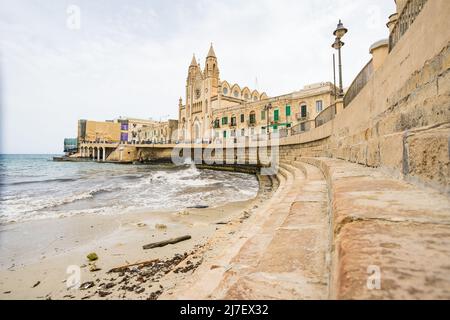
178 45 336 143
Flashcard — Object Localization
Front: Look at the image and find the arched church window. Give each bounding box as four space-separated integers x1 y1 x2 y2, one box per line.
223 87 228 95
244 94 249 100
234 90 239 98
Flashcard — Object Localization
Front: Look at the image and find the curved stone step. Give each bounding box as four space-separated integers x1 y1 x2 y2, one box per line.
210 160 330 299
300 157 450 300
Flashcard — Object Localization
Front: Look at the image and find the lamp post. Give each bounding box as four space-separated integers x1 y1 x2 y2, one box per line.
332 20 348 98
264 103 272 140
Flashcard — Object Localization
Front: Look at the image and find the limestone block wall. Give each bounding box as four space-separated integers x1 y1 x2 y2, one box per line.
137 147 173 162
106 145 138 162
279 0 450 193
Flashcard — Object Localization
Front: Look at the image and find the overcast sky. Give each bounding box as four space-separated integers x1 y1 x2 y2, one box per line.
0 0 395 154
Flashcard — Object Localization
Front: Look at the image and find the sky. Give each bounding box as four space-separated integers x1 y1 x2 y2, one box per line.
0 0 395 154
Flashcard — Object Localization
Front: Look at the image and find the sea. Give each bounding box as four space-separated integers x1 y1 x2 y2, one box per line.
0 154 259 225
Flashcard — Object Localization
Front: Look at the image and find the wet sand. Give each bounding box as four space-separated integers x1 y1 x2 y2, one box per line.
0 175 275 300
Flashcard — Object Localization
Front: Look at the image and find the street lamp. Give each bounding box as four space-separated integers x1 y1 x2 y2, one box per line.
332 20 348 97
264 103 272 139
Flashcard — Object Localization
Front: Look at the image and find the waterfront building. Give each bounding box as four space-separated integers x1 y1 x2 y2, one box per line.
178 44 337 143
77 119 121 143
211 82 336 143
115 117 161 144
137 119 178 144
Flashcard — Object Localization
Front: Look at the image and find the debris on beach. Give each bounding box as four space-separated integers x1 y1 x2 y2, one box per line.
89 263 101 272
84 245 205 300
80 281 95 290
87 253 98 261
98 290 111 297
32 281 41 288
187 205 209 209
148 290 163 300
143 235 191 250
215 221 230 225
177 210 190 216
155 223 167 230
137 223 147 228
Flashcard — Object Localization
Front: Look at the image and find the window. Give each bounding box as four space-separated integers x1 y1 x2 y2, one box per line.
223 131 227 138
241 128 245 136
222 117 228 125
234 91 239 98
231 129 236 137
250 128 255 136
240 114 245 123
261 110 266 120
231 116 237 126
316 100 323 113
250 112 256 124
286 105 291 116
214 119 220 128
253 96 258 101
274 109 279 122
223 87 228 95
301 105 307 118
244 94 249 100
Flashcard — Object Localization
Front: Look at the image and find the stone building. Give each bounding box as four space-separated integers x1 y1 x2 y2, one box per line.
137 119 179 144
178 44 336 143
115 117 160 144
211 82 336 143
77 119 121 143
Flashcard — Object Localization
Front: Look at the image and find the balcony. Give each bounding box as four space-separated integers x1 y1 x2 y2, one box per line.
247 120 256 127
296 112 309 121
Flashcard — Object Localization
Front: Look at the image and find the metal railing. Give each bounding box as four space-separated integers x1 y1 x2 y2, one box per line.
291 121 312 135
343 60 374 107
389 0 428 52
315 103 336 128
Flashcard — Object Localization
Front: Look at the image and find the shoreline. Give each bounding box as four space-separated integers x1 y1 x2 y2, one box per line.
0 173 276 300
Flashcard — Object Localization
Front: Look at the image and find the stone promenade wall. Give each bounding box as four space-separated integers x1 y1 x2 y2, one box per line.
280 0 450 193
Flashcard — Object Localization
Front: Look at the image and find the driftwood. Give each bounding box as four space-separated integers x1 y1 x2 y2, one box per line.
143 235 192 250
108 259 158 273
187 205 209 209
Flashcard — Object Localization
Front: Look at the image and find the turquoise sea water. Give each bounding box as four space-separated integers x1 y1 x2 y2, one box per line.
0 154 258 224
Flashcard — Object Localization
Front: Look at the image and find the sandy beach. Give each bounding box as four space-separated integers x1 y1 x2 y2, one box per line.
0 174 275 300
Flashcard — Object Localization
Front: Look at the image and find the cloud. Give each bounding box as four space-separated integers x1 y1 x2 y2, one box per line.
0 0 395 153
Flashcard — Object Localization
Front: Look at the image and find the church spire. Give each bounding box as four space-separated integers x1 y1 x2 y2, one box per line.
207 43 216 58
190 54 197 67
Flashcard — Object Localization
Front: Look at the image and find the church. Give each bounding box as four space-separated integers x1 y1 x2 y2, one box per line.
178 44 336 143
